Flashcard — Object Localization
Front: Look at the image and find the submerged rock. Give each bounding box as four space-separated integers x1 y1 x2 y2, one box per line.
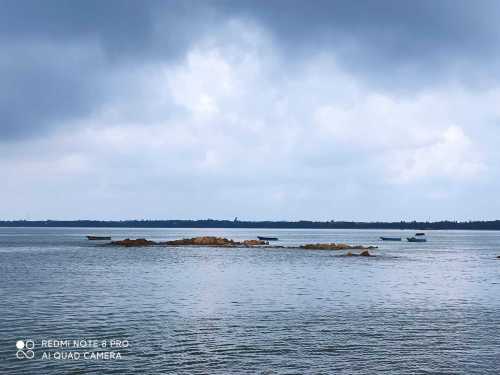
344 250 374 257
242 239 269 246
110 238 156 247
300 243 377 250
300 243 350 250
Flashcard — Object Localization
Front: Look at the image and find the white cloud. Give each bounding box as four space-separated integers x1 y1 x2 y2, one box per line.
386 125 486 183
1 20 499 220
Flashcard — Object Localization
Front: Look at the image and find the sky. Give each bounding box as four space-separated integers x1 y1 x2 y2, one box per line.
1 0 500 221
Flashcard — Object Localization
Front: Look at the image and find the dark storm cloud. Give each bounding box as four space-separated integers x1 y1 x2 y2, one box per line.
0 0 216 140
1 0 500 141
0 42 105 139
218 0 500 87
1 0 189 59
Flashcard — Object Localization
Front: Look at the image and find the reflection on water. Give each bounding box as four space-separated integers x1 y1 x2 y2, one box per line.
0 228 499 374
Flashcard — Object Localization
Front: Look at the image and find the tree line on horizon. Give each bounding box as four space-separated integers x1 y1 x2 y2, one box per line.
1 219 500 230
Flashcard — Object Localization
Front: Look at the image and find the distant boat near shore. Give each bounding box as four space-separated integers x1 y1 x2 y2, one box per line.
380 237 402 241
257 236 278 241
415 232 426 236
87 235 111 240
407 237 427 242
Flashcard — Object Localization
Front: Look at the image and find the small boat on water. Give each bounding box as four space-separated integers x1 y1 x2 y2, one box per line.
380 237 402 241
257 236 279 241
415 232 426 236
87 235 111 240
407 237 427 242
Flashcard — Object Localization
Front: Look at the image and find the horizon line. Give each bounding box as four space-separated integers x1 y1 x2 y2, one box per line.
2 219 500 230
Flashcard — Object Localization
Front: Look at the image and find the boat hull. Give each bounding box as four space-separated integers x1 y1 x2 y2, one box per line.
407 237 427 242
380 237 401 241
87 236 111 240
257 236 278 241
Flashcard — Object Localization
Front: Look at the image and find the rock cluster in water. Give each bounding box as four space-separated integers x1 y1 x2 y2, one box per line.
110 236 268 248
109 236 376 256
164 236 238 246
164 236 269 247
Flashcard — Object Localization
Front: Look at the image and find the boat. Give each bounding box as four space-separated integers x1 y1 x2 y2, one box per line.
380 237 401 241
86 236 112 240
415 232 426 236
257 236 279 241
407 237 427 242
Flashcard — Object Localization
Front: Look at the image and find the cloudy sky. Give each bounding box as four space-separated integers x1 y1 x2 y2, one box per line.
1 0 500 221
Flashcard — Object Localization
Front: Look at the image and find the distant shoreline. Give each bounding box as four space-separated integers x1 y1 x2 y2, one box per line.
1 220 500 230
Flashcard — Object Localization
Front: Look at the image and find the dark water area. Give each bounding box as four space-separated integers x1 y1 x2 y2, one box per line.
1 228 499 374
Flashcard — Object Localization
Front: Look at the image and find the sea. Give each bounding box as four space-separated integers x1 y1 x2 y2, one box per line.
0 227 499 374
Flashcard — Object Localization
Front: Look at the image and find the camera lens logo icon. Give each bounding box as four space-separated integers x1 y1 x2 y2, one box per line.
16 340 35 359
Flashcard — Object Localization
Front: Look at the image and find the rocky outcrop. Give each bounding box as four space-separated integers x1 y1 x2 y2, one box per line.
164 236 237 247
163 236 269 247
360 250 372 256
300 243 377 250
110 238 156 247
110 236 268 248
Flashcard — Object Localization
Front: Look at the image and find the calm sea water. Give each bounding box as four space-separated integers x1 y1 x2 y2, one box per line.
0 227 499 374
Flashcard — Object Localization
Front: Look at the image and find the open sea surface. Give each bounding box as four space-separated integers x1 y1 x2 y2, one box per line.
0 227 499 374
